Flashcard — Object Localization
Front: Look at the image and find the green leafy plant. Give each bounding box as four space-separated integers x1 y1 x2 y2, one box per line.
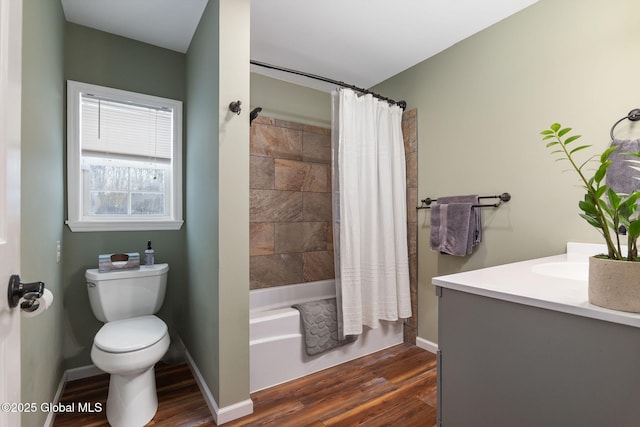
540 123 640 261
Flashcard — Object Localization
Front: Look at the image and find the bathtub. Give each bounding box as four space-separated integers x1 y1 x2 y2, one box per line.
250 279 404 392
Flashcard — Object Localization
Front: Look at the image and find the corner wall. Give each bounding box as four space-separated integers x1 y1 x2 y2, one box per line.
373 0 640 343
218 0 250 409
184 0 251 415
184 0 221 404
62 23 187 369
20 1 65 426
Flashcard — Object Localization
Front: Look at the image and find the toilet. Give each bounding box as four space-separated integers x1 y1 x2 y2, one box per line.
85 264 170 427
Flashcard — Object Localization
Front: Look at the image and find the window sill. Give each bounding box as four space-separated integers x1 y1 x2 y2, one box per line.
66 219 184 232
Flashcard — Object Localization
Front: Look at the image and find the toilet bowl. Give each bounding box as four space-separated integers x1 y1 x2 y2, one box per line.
85 264 170 427
91 315 170 427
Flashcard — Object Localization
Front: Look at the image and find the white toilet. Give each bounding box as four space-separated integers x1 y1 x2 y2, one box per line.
85 264 170 427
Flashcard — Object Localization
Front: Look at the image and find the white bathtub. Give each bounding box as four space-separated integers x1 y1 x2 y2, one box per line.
250 279 404 392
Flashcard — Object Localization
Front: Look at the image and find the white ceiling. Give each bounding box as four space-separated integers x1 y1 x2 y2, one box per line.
61 0 209 53
61 0 538 92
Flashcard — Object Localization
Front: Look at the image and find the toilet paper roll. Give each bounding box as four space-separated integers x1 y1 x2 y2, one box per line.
21 289 54 318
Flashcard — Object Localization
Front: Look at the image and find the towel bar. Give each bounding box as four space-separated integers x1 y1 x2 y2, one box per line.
609 108 640 140
416 192 511 210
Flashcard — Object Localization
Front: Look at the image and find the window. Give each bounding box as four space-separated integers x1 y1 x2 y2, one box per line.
67 81 183 231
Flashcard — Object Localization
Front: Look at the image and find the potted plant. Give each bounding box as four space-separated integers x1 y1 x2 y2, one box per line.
540 123 640 312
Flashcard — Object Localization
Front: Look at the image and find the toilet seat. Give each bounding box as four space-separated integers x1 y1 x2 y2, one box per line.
94 315 167 353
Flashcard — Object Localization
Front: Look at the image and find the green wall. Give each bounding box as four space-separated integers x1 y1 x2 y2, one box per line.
250 72 331 127
62 23 187 368
19 1 252 420
20 1 65 426
184 0 221 402
185 0 251 409
373 0 640 343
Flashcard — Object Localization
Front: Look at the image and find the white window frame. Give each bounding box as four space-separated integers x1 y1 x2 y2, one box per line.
66 80 183 232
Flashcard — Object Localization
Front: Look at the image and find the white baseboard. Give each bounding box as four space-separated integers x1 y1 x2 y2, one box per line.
44 363 104 427
416 336 438 354
180 338 254 425
182 347 253 424
216 398 255 425
43 370 69 427
65 364 103 381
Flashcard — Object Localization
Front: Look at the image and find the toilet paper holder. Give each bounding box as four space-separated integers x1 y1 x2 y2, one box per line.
7 274 45 312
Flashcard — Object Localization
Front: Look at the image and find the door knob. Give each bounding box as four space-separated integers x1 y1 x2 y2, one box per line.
7 274 45 308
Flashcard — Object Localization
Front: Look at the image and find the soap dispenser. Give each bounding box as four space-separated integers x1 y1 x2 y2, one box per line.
145 240 155 266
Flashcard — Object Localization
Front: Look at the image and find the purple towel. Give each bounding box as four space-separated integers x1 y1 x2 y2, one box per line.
429 195 481 256
606 138 640 195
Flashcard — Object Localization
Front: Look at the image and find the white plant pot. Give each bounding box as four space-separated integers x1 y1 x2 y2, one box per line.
589 256 640 313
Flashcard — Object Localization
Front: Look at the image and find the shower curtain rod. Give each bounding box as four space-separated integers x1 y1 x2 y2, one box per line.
250 60 407 110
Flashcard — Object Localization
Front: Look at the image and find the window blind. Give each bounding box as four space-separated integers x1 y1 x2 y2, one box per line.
81 94 173 160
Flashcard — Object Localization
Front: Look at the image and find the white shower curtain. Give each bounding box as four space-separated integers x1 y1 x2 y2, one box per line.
332 89 411 336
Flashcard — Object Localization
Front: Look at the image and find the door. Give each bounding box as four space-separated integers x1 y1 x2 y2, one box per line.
0 0 22 425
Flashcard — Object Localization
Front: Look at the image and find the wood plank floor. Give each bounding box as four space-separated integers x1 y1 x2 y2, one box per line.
54 343 437 426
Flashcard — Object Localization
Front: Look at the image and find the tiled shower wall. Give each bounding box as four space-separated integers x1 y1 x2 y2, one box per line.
249 111 418 345
403 109 418 345
249 116 334 289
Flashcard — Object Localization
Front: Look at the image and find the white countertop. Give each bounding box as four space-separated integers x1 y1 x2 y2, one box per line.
432 242 640 328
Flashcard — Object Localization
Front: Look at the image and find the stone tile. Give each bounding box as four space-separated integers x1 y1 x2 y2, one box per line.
250 156 274 190
409 253 418 291
410 291 418 326
406 151 417 189
251 123 302 160
303 251 335 282
403 324 417 345
252 115 303 130
302 124 331 135
302 131 331 164
248 113 421 306
402 109 417 155
250 222 274 256
303 193 332 222
275 160 329 192
405 105 419 347
274 159 310 191
250 254 303 289
402 108 416 121
304 163 330 192
250 190 303 222
274 222 328 253
274 118 303 130
407 221 417 257
327 222 335 251
251 115 271 126
406 188 417 224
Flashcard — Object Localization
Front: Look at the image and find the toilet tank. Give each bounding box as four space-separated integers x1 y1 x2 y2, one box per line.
85 264 169 322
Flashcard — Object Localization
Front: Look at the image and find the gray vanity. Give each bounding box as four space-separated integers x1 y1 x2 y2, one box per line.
433 243 640 427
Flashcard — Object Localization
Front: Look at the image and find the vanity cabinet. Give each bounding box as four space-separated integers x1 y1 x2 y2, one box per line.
434 252 640 427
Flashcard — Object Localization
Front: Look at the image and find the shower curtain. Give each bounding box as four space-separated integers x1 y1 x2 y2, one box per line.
332 88 411 336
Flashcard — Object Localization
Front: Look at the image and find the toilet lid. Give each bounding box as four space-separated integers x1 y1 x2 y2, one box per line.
94 315 167 353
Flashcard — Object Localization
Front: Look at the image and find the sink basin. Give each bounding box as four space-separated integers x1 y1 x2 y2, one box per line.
531 262 588 281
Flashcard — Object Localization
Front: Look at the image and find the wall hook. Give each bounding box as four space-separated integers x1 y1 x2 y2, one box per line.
229 100 242 115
